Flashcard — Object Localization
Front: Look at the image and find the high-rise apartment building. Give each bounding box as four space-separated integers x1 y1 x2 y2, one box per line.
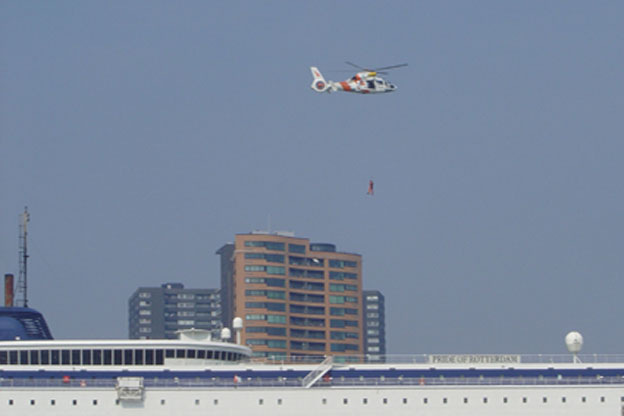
128 283 221 339
363 290 386 361
217 232 363 359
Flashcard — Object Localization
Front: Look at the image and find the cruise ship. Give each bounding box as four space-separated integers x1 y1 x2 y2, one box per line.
2 307 624 415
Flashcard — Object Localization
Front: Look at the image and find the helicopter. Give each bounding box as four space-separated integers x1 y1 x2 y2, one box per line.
310 62 407 94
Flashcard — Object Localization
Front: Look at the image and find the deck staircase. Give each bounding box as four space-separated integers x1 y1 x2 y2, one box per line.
302 356 334 388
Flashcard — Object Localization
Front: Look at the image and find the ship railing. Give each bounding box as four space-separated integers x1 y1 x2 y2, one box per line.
3 375 624 389
246 354 624 366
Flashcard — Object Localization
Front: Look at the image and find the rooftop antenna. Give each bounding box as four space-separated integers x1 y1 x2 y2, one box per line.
16 207 30 308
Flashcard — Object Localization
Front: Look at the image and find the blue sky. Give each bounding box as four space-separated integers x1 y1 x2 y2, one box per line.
1 1 623 354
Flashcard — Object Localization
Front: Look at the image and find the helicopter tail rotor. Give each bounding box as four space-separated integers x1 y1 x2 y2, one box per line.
310 67 332 93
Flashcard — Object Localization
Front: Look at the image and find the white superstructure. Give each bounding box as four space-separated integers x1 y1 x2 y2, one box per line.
2 328 624 415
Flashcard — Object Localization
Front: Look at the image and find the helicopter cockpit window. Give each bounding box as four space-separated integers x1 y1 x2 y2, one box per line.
367 80 375 89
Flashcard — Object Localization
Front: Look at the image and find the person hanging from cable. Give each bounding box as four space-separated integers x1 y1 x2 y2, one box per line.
367 179 374 196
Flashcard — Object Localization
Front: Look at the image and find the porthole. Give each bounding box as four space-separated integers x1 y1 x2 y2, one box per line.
195 399 200 405
72 400 77 406
483 397 488 404
93 399 98 406
30 399 35 405
8 400 13 406
443 398 447 404
363 398 368 404
277 399 282 405
51 399 56 406
214 399 219 405
383 398 388 404
543 397 547 403
161 399 166 405
259 399 263 405
322 398 327 405
601 397 606 403
402 398 407 404
343 398 348 405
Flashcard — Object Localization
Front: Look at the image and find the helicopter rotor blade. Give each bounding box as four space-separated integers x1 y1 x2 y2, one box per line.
345 61 366 71
373 63 408 71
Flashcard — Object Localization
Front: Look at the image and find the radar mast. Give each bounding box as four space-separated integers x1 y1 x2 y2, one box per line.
16 207 30 307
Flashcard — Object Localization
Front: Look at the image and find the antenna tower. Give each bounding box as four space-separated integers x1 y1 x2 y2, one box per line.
16 207 30 307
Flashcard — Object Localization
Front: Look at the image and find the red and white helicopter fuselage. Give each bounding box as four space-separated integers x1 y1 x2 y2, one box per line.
310 65 401 94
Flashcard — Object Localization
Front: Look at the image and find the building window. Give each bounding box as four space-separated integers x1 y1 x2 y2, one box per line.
289 244 306 253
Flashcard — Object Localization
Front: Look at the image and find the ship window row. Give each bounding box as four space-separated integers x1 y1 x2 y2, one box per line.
0 348 243 365
318 395 610 405
4 395 615 408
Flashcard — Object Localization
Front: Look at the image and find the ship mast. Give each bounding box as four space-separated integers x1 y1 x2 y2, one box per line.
16 206 30 307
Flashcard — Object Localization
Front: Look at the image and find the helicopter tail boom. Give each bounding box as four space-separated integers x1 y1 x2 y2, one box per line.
310 67 332 93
